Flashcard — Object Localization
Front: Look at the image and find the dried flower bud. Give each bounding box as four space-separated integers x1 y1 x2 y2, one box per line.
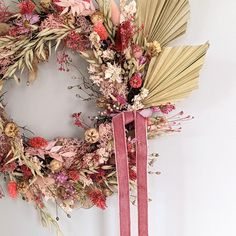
40 0 52 9
146 41 162 56
103 189 113 197
49 160 63 172
0 23 10 36
17 181 29 194
62 14 76 25
4 122 18 138
84 128 99 144
90 11 104 24
96 97 107 108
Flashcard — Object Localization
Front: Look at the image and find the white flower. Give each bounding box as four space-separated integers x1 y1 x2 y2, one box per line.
140 88 149 99
121 0 137 22
88 64 97 74
90 75 103 86
129 88 149 111
97 148 109 164
105 63 122 83
89 32 101 49
102 49 115 60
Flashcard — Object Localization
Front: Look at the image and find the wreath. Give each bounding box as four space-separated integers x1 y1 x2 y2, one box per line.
0 0 209 235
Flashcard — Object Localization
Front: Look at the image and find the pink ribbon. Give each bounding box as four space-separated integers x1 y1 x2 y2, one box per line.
112 111 148 236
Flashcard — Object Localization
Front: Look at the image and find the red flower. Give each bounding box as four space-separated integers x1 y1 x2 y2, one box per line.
88 189 107 210
7 181 17 198
94 22 108 40
19 0 36 14
21 165 32 179
129 168 137 181
68 170 80 181
129 73 143 89
28 137 48 149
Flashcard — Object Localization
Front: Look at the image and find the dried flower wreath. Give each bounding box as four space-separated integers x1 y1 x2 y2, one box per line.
0 0 209 235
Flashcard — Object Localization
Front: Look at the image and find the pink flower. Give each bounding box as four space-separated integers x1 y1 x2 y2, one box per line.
55 0 95 16
0 0 11 22
9 14 40 36
28 137 48 149
19 0 36 15
159 103 176 114
57 51 72 72
132 44 143 59
72 113 84 128
7 181 17 199
65 31 90 52
116 94 127 105
94 22 108 40
129 73 143 89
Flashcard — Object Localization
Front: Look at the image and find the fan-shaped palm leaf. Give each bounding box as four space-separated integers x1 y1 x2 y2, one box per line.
136 0 190 46
142 43 209 107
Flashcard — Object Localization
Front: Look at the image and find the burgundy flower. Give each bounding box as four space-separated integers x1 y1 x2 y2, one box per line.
115 20 135 52
129 73 143 89
7 181 17 199
129 168 137 181
21 165 32 179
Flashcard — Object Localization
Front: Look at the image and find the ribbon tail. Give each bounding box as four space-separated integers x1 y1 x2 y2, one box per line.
135 112 149 236
112 113 131 236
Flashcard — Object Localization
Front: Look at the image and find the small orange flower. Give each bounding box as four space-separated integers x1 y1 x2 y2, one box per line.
94 22 108 40
7 181 18 199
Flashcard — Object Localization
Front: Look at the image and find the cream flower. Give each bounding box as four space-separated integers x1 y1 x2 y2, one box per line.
89 32 101 49
102 49 115 60
90 75 103 86
105 63 122 83
129 88 149 111
121 0 137 22
55 0 95 16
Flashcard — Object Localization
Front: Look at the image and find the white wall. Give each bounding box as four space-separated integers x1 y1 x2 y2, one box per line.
1 0 236 235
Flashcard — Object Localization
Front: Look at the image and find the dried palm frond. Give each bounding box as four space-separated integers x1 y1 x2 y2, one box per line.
136 0 190 46
142 43 209 107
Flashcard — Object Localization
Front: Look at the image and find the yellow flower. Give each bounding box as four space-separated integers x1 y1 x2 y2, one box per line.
49 160 63 172
40 0 52 9
90 11 104 24
146 41 162 56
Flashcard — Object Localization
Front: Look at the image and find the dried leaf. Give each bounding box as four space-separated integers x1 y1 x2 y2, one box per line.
143 43 209 106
